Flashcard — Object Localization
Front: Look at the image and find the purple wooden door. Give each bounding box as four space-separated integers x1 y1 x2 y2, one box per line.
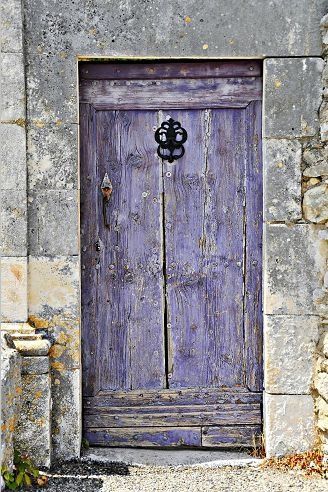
80 61 263 448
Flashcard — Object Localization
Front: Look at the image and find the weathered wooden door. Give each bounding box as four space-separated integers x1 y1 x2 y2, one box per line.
80 61 263 448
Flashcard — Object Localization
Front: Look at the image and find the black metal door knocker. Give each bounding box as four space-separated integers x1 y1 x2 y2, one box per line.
155 117 187 163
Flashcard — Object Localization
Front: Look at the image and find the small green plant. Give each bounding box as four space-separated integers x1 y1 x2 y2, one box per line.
1 450 40 489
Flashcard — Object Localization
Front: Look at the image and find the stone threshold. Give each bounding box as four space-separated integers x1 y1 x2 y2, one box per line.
82 447 263 468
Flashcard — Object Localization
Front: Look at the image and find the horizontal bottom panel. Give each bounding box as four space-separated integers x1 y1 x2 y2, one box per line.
85 425 261 448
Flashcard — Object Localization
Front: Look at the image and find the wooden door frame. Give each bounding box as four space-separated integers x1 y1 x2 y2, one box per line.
78 57 264 449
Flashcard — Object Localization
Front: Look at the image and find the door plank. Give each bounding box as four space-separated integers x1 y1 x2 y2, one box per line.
80 77 262 109
84 388 262 408
95 110 165 391
244 101 263 391
202 425 261 447
85 427 201 447
84 404 261 427
80 60 262 80
163 109 246 389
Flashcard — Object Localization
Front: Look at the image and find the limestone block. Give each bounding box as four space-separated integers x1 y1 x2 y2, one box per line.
316 396 328 432
320 101 328 142
1 339 22 470
303 184 328 223
28 256 80 369
318 331 328 357
27 123 78 189
264 224 328 315
1 257 27 322
321 13 328 56
263 58 323 138
303 146 328 177
0 0 23 53
264 139 302 221
264 393 315 457
23 0 325 59
264 315 319 394
26 53 77 124
15 373 51 468
315 373 328 401
0 124 27 190
22 356 50 375
1 191 27 256
28 190 78 255
0 53 25 121
51 368 80 460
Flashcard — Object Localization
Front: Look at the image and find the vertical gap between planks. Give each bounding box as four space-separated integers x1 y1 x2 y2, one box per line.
158 110 170 389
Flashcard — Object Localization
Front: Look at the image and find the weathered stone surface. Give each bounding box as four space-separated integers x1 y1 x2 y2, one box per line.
264 224 328 315
0 124 27 190
320 100 328 142
263 58 323 138
15 373 51 468
1 257 27 322
316 396 328 432
264 139 302 221
24 0 325 58
0 0 23 53
303 146 328 176
315 372 328 401
13 338 51 356
0 338 22 469
1 192 27 256
51 369 80 460
318 330 328 357
28 190 78 255
27 123 78 189
321 13 328 57
264 393 315 457
22 356 50 375
303 183 328 223
28 256 80 369
0 53 25 120
264 315 319 394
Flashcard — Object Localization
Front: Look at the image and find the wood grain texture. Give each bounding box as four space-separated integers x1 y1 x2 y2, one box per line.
202 425 261 447
80 77 262 109
85 427 201 447
244 101 263 391
163 108 246 389
80 61 262 80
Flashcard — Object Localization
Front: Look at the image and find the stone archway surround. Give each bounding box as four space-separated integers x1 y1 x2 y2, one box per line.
1 0 328 466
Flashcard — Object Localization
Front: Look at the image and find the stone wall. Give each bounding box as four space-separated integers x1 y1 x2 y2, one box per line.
1 0 328 464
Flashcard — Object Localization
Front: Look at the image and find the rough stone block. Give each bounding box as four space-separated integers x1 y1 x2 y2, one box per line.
316 396 328 432
315 372 328 401
0 124 27 190
264 393 315 457
263 58 323 138
51 369 80 460
22 356 50 375
28 190 78 255
23 0 325 59
27 123 78 189
28 256 80 369
1 339 22 469
0 53 25 121
1 191 27 256
26 54 77 124
264 224 328 315
264 315 319 394
303 183 328 223
264 139 302 221
0 0 23 53
319 101 328 142
15 373 51 468
1 257 27 322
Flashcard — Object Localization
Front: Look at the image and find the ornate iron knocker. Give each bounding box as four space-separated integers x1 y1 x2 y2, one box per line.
155 118 187 163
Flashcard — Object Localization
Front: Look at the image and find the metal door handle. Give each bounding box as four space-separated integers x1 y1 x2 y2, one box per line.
101 173 112 227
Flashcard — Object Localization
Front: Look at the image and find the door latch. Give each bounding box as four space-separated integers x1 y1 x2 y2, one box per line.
101 173 113 227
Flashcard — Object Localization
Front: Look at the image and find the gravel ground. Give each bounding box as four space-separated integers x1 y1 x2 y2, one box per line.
33 463 328 492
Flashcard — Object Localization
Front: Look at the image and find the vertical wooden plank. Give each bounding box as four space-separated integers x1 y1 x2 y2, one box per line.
80 103 100 396
163 109 208 388
244 101 263 391
96 110 166 391
164 109 246 389
202 108 246 388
